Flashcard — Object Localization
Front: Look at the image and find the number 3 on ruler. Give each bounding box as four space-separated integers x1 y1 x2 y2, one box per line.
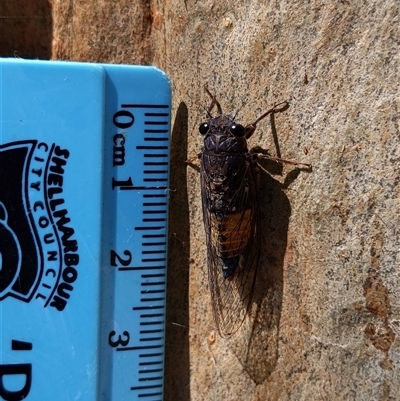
109 330 130 347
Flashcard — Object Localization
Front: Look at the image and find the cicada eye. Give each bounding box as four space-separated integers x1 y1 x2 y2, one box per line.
199 122 209 135
230 124 245 137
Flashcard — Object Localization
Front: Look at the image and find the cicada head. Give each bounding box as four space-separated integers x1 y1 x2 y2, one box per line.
199 114 248 154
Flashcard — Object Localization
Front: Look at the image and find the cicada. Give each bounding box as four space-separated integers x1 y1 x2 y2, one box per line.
198 87 309 337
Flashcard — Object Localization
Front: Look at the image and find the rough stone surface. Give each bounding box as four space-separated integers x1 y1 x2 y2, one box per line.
160 2 400 400
5 0 400 399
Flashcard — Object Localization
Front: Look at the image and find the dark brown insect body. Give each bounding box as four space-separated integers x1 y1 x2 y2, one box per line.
201 114 257 281
198 87 310 337
200 114 258 337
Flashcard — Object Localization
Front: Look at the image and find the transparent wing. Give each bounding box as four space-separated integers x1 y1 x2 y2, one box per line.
201 163 259 337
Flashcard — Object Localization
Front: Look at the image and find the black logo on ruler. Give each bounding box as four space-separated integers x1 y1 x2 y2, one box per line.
0 140 79 311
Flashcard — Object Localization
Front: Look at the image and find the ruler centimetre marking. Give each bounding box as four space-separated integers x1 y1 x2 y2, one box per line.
0 59 171 401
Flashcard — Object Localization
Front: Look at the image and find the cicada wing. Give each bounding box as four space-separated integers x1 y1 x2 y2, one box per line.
201 163 260 337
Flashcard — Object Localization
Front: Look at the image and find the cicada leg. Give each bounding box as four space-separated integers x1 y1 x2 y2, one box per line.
256 154 312 168
185 153 202 172
245 101 289 138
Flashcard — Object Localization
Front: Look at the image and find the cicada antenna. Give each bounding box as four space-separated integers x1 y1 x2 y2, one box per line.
232 102 245 121
204 84 222 116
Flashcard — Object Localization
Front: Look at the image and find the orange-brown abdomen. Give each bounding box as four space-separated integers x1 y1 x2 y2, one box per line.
211 209 252 259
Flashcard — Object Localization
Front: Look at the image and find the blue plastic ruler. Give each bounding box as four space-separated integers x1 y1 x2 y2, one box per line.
0 59 171 401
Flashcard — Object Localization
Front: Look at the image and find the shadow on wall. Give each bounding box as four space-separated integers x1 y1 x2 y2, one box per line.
228 160 290 385
164 102 191 401
229 111 309 385
0 0 53 58
164 105 310 389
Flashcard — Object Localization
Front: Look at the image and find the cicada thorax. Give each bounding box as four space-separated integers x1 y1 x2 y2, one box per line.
201 117 256 280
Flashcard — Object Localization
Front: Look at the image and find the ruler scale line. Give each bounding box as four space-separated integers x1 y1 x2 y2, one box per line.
135 226 165 230
133 305 164 310
139 361 163 365
117 345 163 351
138 376 163 381
130 384 162 390
139 354 163 358
140 296 165 300
119 266 165 271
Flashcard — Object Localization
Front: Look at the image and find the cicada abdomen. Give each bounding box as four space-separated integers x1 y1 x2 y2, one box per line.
198 87 310 337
